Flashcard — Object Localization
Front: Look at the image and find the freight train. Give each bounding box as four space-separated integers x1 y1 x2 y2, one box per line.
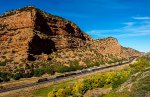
36 58 135 83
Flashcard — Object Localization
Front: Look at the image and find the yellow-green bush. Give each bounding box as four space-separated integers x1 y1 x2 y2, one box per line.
65 86 72 96
48 92 55 97
103 56 150 97
47 70 130 97
72 81 84 95
130 59 150 73
55 88 66 97
83 71 130 90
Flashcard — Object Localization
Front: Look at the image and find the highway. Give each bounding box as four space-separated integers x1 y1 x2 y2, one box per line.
0 58 136 93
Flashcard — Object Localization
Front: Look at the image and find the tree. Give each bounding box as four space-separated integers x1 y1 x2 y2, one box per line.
56 88 66 97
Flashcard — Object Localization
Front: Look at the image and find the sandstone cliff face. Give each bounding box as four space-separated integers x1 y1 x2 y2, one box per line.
91 38 122 55
0 7 88 65
90 37 141 58
0 11 34 30
0 6 142 72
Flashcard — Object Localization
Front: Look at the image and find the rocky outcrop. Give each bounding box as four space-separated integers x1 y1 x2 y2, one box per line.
90 37 141 58
0 6 142 72
91 37 122 55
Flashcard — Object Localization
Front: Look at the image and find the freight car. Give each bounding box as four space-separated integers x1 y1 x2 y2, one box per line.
37 78 48 83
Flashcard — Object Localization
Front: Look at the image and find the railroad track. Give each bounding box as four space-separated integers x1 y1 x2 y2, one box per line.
0 58 136 93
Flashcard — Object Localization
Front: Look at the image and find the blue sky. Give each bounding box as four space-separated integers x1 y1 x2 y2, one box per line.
0 0 150 52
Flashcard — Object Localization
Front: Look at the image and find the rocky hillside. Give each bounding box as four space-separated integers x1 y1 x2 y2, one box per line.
0 6 142 73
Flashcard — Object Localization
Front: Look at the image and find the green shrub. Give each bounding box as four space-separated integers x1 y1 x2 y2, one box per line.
13 72 22 80
54 64 83 73
0 61 7 66
111 73 128 88
43 66 55 75
33 68 44 77
0 72 10 82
